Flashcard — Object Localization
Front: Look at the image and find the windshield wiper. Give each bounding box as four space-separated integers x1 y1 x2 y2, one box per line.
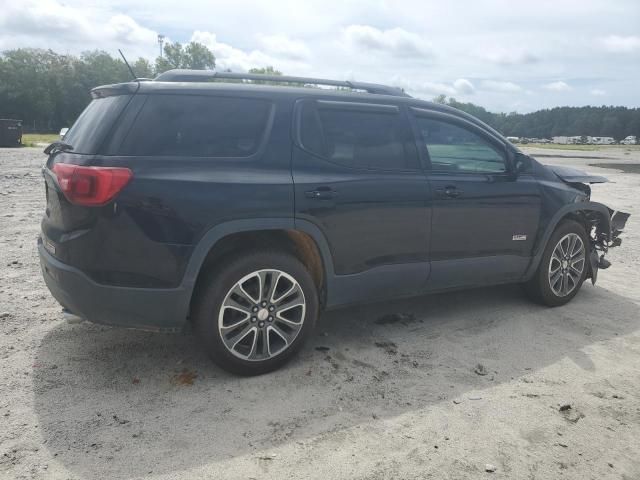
44 141 74 155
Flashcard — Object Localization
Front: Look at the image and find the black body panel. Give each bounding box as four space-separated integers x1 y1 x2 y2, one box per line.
38 78 628 329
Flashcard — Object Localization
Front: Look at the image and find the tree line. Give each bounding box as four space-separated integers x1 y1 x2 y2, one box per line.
1 45 638 140
436 96 640 141
0 42 217 131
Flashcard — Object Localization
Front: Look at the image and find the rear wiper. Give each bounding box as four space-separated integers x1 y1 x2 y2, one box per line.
44 141 74 155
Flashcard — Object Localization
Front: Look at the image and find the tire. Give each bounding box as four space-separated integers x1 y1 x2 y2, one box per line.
192 251 318 375
524 220 589 307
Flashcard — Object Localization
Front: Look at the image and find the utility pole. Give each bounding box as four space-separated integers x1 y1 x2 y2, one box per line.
157 34 165 58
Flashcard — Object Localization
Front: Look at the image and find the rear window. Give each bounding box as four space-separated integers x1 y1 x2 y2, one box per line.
299 101 418 171
118 95 272 157
64 95 132 154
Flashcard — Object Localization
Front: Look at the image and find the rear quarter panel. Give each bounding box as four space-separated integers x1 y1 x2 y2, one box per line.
42 94 295 288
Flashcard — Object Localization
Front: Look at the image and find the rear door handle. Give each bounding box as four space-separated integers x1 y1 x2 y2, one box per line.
305 186 336 200
435 186 462 199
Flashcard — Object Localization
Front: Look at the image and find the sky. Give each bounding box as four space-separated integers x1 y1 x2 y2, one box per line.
1 0 639 113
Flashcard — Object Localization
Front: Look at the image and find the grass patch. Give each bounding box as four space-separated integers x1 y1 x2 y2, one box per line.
22 133 59 147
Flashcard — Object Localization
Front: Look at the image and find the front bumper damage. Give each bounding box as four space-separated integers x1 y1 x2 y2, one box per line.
587 209 630 284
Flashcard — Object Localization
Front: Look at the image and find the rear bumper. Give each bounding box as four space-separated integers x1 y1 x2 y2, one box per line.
38 238 190 331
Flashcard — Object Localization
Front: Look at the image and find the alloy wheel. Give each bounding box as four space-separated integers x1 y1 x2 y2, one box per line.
218 269 306 361
548 233 586 297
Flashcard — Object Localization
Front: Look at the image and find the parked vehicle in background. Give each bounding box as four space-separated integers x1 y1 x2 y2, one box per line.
38 70 630 375
0 119 22 147
590 136 615 145
621 135 637 145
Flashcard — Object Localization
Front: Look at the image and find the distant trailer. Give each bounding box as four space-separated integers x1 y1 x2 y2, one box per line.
0 119 23 147
591 136 615 145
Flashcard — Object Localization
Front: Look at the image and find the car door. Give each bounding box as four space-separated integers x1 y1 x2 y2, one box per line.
409 108 541 290
292 98 432 306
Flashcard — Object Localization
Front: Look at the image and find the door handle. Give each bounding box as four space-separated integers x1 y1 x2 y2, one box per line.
436 185 462 199
305 186 336 200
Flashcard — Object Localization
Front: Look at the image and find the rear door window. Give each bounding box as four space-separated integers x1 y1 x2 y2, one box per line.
119 95 272 157
299 100 418 171
415 117 507 173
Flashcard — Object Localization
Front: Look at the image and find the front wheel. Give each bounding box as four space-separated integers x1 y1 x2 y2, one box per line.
525 220 589 307
193 251 318 375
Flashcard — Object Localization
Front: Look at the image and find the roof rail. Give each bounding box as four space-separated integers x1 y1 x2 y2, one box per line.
153 69 409 97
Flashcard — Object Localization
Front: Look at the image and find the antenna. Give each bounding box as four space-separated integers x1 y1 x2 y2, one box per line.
118 49 137 81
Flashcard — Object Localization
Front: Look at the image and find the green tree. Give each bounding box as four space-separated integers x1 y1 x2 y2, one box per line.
184 42 216 69
432 94 447 104
249 66 283 75
154 41 215 74
132 58 154 78
246 66 286 85
2 46 640 138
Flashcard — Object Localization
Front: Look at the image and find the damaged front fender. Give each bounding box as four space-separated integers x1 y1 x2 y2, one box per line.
587 209 630 284
526 202 630 283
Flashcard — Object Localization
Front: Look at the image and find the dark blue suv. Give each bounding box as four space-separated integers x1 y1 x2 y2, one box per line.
39 70 629 374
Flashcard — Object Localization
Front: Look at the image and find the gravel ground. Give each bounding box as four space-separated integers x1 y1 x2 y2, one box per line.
1 146 639 480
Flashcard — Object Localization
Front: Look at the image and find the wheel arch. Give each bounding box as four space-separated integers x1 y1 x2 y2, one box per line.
525 201 611 279
182 218 335 316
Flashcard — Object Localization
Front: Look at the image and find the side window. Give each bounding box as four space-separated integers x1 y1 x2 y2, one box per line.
299 101 418 171
416 117 506 173
119 95 271 157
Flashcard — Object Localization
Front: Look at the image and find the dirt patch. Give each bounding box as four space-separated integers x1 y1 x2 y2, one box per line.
171 368 198 386
1 147 640 479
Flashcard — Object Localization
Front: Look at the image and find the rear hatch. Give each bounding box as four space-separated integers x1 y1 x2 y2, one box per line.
41 87 136 262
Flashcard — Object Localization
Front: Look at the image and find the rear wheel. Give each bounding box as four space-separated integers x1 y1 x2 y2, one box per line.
193 251 318 375
525 220 589 306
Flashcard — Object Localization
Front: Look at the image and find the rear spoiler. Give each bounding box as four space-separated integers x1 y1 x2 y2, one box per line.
91 82 140 99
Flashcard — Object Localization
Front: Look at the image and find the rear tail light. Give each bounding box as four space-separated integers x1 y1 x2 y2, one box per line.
52 163 133 206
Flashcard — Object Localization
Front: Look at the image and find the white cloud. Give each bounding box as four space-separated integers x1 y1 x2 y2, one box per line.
0 0 157 57
191 31 267 71
543 81 571 92
453 78 475 94
392 76 475 97
480 47 539 65
412 81 457 96
105 14 157 46
0 0 91 39
600 35 640 53
590 89 606 96
191 30 309 72
1 0 639 112
481 80 523 92
257 34 310 61
342 25 433 58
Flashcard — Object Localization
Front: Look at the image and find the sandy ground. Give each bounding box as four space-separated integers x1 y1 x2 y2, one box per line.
1 146 639 480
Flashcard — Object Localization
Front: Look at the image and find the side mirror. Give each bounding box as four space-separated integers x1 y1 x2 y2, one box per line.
59 127 69 140
513 152 532 175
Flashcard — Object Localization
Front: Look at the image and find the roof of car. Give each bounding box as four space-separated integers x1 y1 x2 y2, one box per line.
91 70 509 144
